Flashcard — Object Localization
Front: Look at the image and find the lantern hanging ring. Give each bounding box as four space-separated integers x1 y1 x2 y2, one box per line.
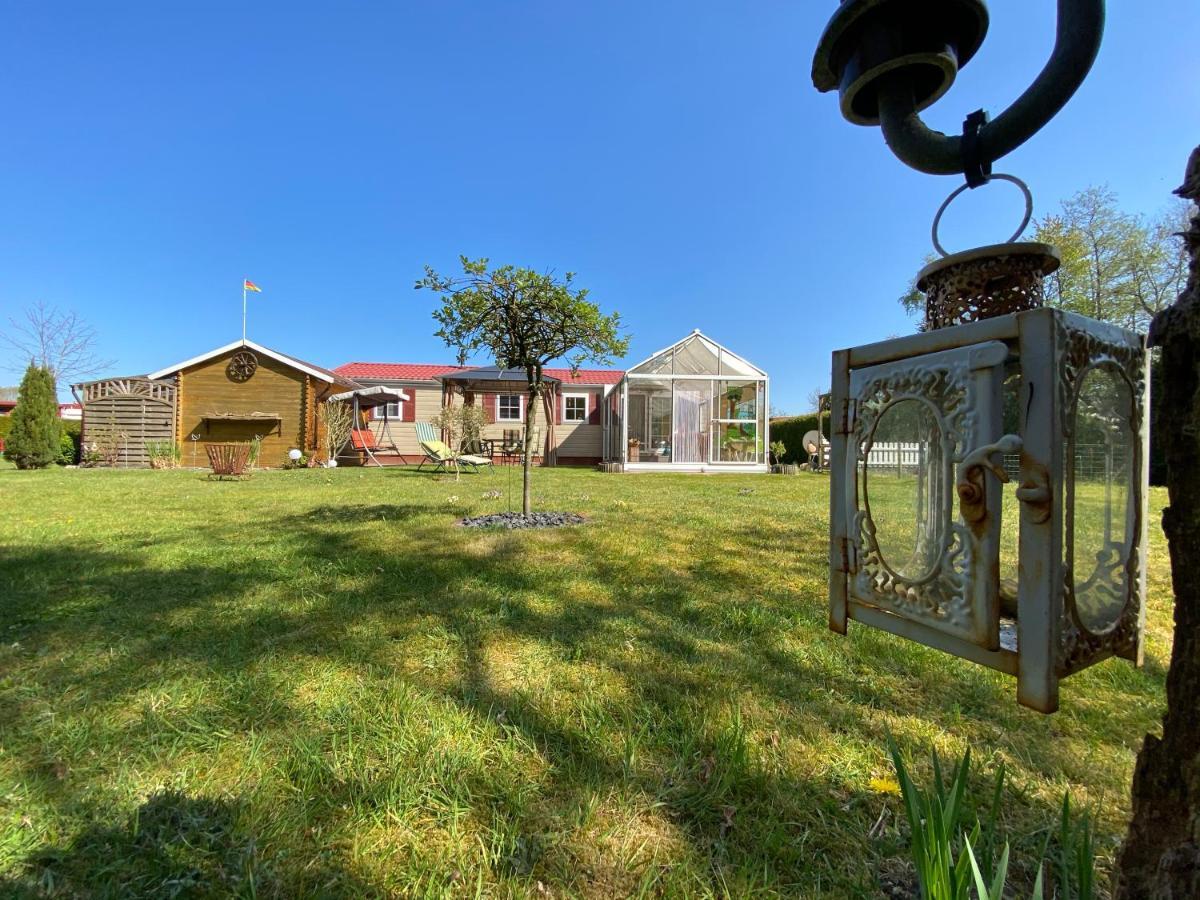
812 0 1105 181
931 173 1033 257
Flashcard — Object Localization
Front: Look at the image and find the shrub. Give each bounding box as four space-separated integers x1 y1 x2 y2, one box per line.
247 435 263 468
82 421 127 467
1 416 79 459
318 402 354 466
58 430 80 465
6 364 61 469
145 440 182 469
769 413 826 465
281 451 309 470
430 404 488 481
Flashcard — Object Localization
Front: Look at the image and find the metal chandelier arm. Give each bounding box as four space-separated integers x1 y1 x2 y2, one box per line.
873 0 1105 176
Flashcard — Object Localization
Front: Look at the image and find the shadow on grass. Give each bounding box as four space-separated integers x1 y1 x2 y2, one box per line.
0 790 376 899
0 497 1160 895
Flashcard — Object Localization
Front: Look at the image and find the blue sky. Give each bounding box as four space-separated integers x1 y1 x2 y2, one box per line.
0 2 1194 409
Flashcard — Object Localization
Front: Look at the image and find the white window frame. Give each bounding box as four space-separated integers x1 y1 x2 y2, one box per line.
497 394 523 422
562 392 588 424
382 400 403 419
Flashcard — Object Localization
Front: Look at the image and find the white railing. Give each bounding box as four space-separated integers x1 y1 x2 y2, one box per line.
864 442 926 471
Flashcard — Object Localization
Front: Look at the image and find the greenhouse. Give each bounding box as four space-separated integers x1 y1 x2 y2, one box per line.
605 330 769 472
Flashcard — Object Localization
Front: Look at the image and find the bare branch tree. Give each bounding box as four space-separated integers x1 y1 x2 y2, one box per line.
1 301 114 385
806 385 828 414
318 400 354 467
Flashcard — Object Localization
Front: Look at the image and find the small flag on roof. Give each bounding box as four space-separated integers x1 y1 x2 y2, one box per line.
244 279 262 293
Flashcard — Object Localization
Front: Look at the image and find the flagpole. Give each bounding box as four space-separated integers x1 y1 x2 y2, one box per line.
242 278 247 344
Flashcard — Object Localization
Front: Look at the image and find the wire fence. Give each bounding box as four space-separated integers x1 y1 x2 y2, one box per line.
865 442 1129 483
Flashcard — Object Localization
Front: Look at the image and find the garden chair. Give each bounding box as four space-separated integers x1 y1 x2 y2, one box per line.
499 429 523 459
206 442 252 479
499 427 541 462
413 422 492 474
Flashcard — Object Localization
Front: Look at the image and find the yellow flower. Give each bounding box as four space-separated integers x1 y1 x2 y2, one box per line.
869 776 901 796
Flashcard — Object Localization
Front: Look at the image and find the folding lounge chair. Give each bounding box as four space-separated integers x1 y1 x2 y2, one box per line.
413 422 492 474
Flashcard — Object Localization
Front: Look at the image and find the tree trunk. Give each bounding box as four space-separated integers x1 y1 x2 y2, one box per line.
523 385 537 516
1115 146 1200 899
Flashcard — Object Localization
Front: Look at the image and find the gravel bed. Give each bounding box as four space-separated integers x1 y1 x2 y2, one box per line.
460 511 585 530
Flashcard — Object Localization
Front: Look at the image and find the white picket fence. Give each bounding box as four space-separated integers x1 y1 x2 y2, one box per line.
865 442 926 472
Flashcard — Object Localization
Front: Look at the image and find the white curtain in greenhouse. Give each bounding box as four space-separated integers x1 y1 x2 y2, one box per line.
673 387 705 463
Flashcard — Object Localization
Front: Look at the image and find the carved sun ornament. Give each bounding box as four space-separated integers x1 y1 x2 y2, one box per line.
227 350 258 382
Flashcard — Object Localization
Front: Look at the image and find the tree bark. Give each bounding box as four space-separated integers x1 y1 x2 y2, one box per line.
1115 146 1200 899
523 384 537 516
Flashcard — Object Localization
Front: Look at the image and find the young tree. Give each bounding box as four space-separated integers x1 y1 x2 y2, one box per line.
417 257 628 514
318 400 354 467
1 301 113 385
897 187 1189 334
6 363 61 469
430 402 486 482
1037 187 1188 332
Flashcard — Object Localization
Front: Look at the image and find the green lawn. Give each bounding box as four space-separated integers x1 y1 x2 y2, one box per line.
0 465 1173 897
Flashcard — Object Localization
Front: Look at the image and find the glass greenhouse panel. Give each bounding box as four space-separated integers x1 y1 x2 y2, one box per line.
631 348 674 375
714 381 759 422
672 335 722 375
718 349 762 377
714 422 758 462
627 380 672 463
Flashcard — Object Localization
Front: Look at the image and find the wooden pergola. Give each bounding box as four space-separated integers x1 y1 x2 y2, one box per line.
436 367 562 466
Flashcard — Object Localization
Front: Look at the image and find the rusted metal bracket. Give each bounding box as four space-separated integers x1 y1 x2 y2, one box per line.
1015 458 1052 523
957 434 1022 525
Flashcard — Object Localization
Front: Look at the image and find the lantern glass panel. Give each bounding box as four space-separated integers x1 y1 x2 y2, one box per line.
860 398 944 581
1070 364 1135 635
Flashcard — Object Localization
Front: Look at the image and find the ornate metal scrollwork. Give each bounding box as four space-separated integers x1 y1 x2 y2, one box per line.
851 360 983 640
1055 326 1146 674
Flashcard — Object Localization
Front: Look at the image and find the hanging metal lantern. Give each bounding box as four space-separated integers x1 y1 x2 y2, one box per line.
812 0 1143 713
827 196 1148 712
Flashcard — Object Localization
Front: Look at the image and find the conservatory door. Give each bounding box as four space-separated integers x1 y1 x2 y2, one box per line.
672 380 710 464
711 380 762 463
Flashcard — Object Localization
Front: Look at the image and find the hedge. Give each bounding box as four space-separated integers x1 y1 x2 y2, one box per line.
769 413 828 465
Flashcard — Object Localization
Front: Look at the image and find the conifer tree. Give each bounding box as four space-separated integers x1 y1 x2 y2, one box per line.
6 363 61 469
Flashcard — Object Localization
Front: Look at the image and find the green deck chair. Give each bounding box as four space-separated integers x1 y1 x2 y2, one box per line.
413 421 493 474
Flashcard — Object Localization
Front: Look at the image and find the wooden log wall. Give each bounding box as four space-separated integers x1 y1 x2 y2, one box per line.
176 349 309 468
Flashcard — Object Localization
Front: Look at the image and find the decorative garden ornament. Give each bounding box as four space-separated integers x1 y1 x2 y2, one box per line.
813 0 1148 712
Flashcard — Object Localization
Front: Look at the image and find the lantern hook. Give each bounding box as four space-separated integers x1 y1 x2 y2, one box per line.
813 0 1105 179
878 0 1104 176
930 174 1033 258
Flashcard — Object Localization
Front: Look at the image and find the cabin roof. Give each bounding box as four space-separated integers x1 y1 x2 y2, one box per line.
147 339 355 385
333 361 624 385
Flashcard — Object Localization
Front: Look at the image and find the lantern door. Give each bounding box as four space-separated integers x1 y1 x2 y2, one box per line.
831 340 1011 654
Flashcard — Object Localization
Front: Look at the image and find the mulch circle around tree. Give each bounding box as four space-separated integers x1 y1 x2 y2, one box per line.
459 512 585 530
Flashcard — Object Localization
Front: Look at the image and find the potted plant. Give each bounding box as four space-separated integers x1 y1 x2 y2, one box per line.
769 439 797 474
627 437 641 463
